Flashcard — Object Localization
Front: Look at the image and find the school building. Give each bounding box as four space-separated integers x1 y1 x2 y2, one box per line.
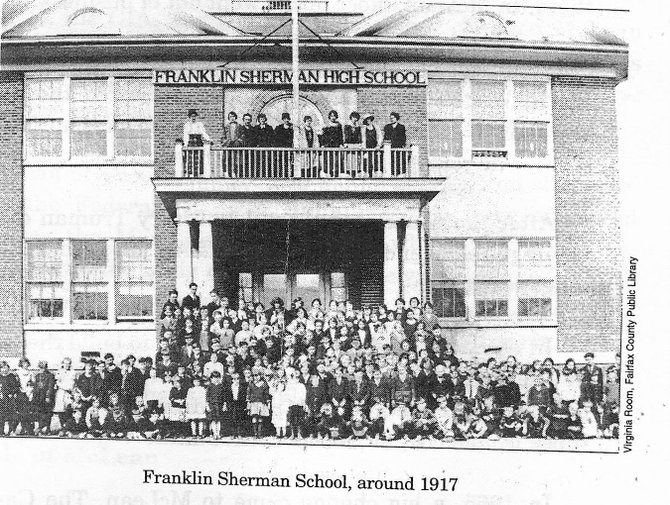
0 1 628 365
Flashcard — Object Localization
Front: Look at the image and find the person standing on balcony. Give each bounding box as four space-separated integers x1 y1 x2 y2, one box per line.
362 114 381 177
344 111 363 177
320 110 344 177
274 113 294 177
182 109 211 177
297 115 317 177
383 112 407 176
254 113 275 177
222 111 243 177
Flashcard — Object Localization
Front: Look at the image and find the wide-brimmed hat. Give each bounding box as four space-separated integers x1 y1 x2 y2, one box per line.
187 108 199 117
363 114 375 123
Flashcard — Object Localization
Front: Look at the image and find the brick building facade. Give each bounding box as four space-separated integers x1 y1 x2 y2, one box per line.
0 1 628 365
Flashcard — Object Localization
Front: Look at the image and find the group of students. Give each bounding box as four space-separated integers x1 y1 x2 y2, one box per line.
182 108 408 177
0 284 620 442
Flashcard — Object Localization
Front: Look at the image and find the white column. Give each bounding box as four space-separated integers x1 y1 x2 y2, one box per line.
198 220 214 300
176 219 192 293
383 221 400 307
402 221 421 302
175 140 184 177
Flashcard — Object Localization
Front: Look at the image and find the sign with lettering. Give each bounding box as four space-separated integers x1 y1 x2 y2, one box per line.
153 69 426 86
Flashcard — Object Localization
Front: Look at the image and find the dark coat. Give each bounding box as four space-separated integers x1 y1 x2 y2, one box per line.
383 122 407 148
254 125 275 147
274 124 294 147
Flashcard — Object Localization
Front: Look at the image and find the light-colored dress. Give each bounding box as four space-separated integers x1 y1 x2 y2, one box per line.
270 383 290 429
185 386 207 420
53 368 76 413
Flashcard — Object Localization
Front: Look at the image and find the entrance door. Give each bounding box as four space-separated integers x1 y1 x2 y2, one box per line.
262 273 287 304
294 273 322 305
249 272 346 306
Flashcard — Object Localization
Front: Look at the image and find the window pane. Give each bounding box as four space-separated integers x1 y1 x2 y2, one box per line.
518 240 553 279
26 120 63 158
27 283 64 319
263 274 287 306
514 81 548 120
472 121 506 150
71 122 107 157
429 120 463 158
330 272 345 288
26 241 63 282
72 241 107 282
432 283 466 318
515 122 548 158
25 78 63 119
70 79 108 120
72 283 108 320
471 80 505 119
114 79 152 119
428 80 463 119
239 272 253 289
115 241 153 319
475 281 508 317
114 121 151 157
475 240 508 279
431 240 466 280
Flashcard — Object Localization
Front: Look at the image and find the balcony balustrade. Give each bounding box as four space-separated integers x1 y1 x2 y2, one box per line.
174 141 420 179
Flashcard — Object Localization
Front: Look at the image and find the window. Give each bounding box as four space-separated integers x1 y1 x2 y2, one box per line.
475 240 508 279
72 241 108 321
518 280 553 318
428 80 463 158
475 281 509 317
431 241 466 318
239 273 253 304
431 238 555 323
471 80 506 158
114 79 152 157
433 283 466 318
25 79 64 158
518 239 553 279
25 239 154 324
330 272 346 303
115 241 153 320
427 77 551 162
26 241 64 320
513 81 549 159
25 76 152 161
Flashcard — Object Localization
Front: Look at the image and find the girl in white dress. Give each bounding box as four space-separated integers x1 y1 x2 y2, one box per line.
54 357 76 426
270 377 290 438
185 377 207 438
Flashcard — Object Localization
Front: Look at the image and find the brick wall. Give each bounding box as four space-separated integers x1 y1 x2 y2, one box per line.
552 76 621 353
357 86 428 176
153 85 224 320
0 72 24 358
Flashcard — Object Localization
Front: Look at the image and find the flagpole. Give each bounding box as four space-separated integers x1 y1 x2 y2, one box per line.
291 0 300 155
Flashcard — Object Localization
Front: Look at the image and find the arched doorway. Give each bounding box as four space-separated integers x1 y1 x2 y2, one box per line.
259 95 324 132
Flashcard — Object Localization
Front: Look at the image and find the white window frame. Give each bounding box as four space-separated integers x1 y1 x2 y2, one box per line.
429 237 556 326
23 72 154 165
427 74 554 166
24 238 155 328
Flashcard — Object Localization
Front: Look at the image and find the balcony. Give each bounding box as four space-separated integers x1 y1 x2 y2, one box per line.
174 141 421 179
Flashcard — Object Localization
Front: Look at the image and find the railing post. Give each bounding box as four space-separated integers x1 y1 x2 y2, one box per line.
410 144 419 178
203 142 212 178
293 149 301 178
383 143 392 177
175 139 184 177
